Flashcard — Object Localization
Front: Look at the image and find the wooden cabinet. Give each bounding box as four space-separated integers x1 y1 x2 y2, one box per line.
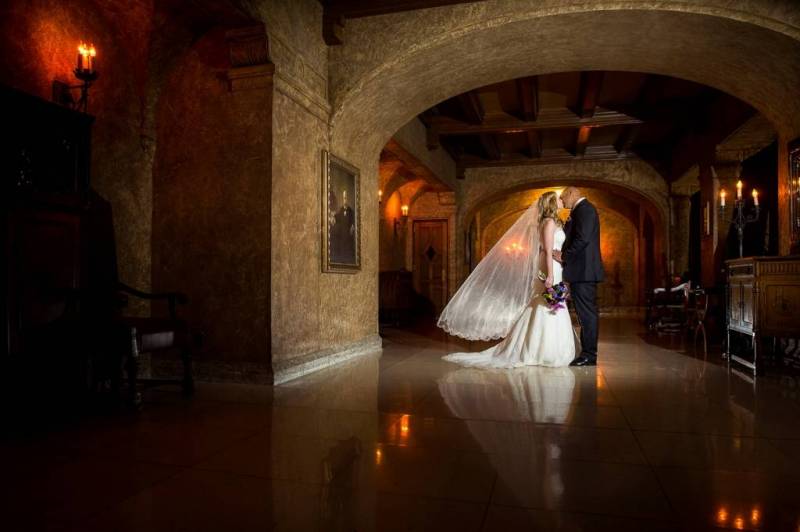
725 256 800 373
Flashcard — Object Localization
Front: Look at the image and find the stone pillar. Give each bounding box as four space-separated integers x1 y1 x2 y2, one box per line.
151 25 274 382
670 193 692 277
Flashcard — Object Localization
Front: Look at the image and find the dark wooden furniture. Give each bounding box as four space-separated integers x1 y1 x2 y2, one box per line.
645 280 690 334
379 270 415 326
3 84 193 409
725 256 800 375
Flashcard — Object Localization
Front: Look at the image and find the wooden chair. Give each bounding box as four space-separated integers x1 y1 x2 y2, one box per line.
84 192 195 406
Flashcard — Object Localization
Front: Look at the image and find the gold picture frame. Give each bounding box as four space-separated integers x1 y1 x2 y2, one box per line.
789 137 800 248
322 150 361 273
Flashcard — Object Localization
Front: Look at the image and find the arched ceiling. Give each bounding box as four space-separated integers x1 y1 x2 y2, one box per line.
329 5 800 163
419 71 755 182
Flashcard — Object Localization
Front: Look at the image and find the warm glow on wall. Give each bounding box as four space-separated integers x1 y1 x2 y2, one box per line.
400 414 410 434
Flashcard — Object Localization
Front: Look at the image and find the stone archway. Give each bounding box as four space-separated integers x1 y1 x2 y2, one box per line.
330 4 800 159
323 3 800 349
466 179 666 304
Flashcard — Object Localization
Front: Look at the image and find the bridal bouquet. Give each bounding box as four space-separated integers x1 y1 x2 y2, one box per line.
537 271 569 312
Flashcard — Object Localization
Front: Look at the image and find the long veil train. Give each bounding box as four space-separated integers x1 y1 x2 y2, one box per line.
437 203 541 341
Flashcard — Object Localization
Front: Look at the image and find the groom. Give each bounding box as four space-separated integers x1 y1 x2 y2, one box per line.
553 187 604 367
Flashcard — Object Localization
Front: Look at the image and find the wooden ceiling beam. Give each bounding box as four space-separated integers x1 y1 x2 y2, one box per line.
431 108 641 135
526 130 542 159
457 90 485 125
516 76 539 122
479 133 502 160
576 71 604 118
575 126 592 156
457 149 634 168
614 124 641 154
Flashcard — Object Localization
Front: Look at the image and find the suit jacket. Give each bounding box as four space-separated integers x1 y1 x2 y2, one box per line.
562 199 604 283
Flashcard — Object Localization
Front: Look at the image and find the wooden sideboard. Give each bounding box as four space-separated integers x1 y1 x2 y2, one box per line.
725 256 800 374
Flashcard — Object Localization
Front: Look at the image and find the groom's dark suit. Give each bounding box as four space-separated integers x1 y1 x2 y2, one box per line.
562 199 604 361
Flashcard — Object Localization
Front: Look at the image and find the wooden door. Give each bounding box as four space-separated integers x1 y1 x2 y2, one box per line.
413 220 448 313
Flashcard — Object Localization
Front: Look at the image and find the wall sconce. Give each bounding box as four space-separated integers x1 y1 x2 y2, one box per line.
53 42 99 113
394 204 409 235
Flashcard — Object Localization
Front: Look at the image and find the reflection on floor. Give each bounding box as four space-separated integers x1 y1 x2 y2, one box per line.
3 318 800 531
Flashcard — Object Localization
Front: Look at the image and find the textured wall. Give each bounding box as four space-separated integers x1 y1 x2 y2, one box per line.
151 30 272 371
263 0 381 376
1 0 154 314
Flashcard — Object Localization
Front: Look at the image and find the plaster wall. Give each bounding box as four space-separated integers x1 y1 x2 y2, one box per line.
151 31 272 375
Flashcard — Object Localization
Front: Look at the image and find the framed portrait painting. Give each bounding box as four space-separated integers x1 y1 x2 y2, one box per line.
322 151 361 273
790 137 800 247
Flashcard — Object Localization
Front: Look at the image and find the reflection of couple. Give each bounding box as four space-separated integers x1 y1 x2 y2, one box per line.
330 189 355 264
438 365 579 509
439 187 604 368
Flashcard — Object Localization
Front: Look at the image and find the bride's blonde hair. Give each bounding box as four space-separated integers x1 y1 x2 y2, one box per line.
537 191 563 226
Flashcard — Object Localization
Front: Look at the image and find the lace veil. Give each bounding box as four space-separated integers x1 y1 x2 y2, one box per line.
437 203 542 341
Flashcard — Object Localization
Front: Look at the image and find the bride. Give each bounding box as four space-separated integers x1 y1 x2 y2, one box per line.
438 190 576 368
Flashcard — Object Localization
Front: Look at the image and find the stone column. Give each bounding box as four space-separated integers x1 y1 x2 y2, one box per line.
670 193 692 277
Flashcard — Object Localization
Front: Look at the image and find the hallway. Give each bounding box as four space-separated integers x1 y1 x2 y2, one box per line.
4 318 800 531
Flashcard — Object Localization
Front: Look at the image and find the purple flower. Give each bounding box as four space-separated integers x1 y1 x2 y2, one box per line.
542 282 569 312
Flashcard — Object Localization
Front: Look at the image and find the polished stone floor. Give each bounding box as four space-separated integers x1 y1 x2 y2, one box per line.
3 318 800 531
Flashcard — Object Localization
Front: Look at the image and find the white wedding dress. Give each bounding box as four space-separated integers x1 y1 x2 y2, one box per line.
443 227 577 368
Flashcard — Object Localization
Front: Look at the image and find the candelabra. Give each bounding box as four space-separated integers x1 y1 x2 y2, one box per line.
719 180 760 258
53 42 99 113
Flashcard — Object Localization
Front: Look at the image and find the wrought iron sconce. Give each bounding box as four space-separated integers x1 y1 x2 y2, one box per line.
394 204 409 235
53 42 99 113
719 179 759 258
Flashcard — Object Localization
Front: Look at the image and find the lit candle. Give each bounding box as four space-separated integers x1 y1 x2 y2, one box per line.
378 189 382 201
752 188 759 206
720 189 726 208
88 43 96 72
77 43 85 71
736 180 743 200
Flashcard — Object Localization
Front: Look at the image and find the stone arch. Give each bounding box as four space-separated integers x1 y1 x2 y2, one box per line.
330 4 800 160
470 181 665 304
459 160 668 229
